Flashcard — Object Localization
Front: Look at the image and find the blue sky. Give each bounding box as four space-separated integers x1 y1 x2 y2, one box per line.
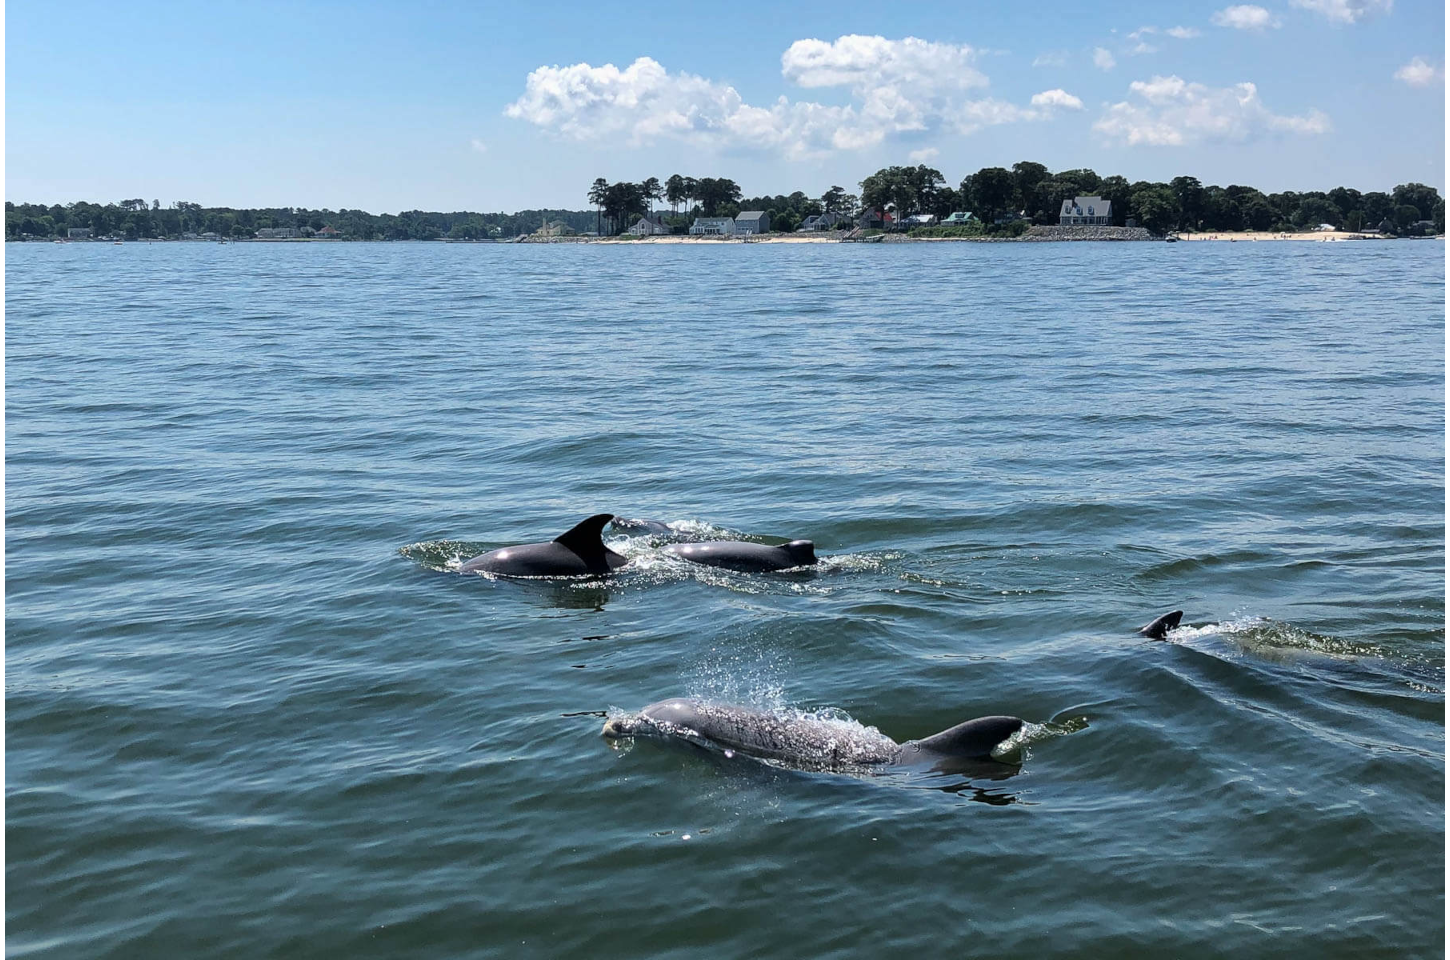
7 0 1444 212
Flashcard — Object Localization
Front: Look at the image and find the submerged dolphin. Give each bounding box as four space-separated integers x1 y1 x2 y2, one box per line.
609 516 675 536
460 513 626 577
603 698 1025 774
663 540 818 572
1138 610 1184 640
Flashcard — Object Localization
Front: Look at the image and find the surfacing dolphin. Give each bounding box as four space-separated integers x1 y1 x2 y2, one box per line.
1138 610 1183 640
663 539 818 573
460 513 626 577
603 698 1025 774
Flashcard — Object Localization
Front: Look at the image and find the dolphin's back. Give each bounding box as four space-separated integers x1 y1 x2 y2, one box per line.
627 699 901 768
903 715 1025 761
664 540 817 572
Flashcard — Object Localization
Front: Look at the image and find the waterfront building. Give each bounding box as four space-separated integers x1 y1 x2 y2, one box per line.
734 211 770 235
1059 197 1111 226
689 217 735 236
628 215 670 236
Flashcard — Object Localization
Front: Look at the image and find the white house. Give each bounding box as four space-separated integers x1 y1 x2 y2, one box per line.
1059 197 1111 226
629 215 670 236
904 213 938 227
689 217 735 236
734 211 770 235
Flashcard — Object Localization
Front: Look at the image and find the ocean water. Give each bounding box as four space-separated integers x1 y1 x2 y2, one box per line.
6 238 1444 958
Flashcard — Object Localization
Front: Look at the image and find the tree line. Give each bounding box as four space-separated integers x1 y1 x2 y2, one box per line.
11 163 1442 241
5 201 598 241
856 162 1444 236
588 165 1442 237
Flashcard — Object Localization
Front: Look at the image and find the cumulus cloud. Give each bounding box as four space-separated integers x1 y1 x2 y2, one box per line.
1394 56 1440 87
908 147 941 162
1031 88 1084 109
1212 5 1281 29
506 35 1071 159
1094 75 1330 146
1032 50 1069 67
1166 26 1202 38
1289 0 1392 23
780 35 987 91
1093 47 1117 70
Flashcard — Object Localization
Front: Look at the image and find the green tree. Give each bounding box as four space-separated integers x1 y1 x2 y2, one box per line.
695 177 740 217
1129 184 1179 235
821 185 848 214
1012 161 1049 213
1392 183 1441 220
588 178 608 235
1393 204 1421 232
641 177 662 216
962 167 1015 223
1327 187 1362 219
1295 197 1342 229
1032 179 1079 224
1054 168 1101 195
860 166 918 221
665 174 686 216
1170 176 1204 230
1098 175 1132 226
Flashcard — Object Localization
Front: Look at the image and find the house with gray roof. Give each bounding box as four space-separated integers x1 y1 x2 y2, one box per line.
628 215 670 236
689 216 735 236
1059 197 1111 226
734 211 770 235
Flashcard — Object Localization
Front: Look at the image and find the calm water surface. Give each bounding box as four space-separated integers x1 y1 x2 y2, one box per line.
6 240 1444 957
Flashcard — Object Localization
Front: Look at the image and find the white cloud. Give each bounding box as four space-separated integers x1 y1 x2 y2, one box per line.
1289 0 1392 23
470 138 488 154
1093 47 1117 70
1094 75 1330 146
908 147 940 162
1212 5 1281 29
1166 26 1202 38
1033 51 1069 67
1031 88 1085 109
506 36 1066 159
1394 56 1440 87
780 35 987 91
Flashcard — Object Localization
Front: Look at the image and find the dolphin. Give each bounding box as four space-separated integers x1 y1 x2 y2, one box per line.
603 698 1025 774
609 516 675 536
460 513 626 577
1138 610 1184 640
663 539 817 572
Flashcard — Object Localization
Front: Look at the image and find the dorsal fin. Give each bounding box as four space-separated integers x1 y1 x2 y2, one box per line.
553 514 615 559
1138 610 1183 640
913 716 1024 759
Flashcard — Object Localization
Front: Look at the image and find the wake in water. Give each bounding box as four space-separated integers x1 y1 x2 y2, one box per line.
1154 613 1444 692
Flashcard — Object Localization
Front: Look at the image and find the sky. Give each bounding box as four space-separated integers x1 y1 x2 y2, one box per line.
6 0 1445 212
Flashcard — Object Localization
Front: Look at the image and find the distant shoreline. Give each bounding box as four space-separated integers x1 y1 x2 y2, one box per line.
16 230 1438 246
